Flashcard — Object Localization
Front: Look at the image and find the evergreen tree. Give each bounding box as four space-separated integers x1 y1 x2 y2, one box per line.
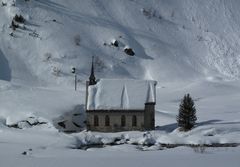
177 94 197 131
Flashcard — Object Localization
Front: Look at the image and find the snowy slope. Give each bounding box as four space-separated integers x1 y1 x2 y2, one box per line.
1 0 240 87
0 1 240 166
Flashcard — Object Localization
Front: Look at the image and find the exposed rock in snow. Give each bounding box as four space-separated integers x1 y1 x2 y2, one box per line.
7 116 48 129
124 47 135 56
111 39 119 47
53 105 86 132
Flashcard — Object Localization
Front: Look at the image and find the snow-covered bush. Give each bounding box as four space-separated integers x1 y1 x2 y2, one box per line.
83 132 102 145
138 132 156 145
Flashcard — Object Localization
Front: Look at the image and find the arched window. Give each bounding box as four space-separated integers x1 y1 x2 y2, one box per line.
121 115 126 127
132 115 137 127
105 115 110 126
94 115 99 126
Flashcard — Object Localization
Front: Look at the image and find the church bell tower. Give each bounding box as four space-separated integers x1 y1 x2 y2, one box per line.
89 56 96 85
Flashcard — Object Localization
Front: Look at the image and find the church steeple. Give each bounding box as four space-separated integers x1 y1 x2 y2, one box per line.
89 56 97 85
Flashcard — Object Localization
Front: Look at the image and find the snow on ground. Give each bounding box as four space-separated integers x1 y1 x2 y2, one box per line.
0 78 240 167
0 0 240 166
0 144 239 167
0 80 83 126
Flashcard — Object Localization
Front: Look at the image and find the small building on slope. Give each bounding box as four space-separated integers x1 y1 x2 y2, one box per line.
85 58 157 132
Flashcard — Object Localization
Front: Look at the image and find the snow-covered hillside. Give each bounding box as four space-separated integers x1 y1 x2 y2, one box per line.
1 0 240 87
0 0 240 166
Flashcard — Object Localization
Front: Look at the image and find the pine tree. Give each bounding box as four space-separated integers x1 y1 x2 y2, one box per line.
177 94 197 131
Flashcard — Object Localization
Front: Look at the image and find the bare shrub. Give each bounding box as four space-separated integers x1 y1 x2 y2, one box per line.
52 66 61 76
14 14 25 23
141 8 159 19
94 56 107 72
141 8 152 18
192 145 206 153
2 2 7 6
74 34 81 46
10 20 19 30
43 52 52 62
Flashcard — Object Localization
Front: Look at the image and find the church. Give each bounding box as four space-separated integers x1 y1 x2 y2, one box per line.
85 58 157 132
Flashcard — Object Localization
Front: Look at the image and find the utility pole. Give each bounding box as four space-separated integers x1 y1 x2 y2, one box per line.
72 67 77 91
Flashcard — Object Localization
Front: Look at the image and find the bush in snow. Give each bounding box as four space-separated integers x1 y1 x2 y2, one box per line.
52 66 61 76
10 20 19 30
43 52 52 62
11 0 15 6
2 2 7 6
197 35 204 41
192 145 206 153
141 8 156 19
138 132 156 146
177 94 197 131
29 30 40 39
13 14 25 23
94 56 107 72
74 34 81 46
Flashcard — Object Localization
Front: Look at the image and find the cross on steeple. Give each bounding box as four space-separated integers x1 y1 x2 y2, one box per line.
89 56 97 85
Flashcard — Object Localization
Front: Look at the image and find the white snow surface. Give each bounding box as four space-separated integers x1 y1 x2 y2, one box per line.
87 79 157 110
0 0 240 166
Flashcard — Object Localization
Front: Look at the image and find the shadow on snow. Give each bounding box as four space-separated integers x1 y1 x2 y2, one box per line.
0 49 11 81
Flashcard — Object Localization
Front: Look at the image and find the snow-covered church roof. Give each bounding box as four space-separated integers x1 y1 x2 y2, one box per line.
87 79 157 110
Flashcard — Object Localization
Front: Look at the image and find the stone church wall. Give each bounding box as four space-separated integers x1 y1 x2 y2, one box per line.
86 111 144 132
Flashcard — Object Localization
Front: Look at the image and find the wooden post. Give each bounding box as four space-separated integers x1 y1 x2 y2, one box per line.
71 67 77 91
75 74 77 91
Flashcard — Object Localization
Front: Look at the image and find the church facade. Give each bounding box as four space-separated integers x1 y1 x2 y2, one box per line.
85 58 157 132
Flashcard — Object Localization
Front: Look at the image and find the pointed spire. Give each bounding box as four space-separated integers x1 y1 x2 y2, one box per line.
89 56 97 85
